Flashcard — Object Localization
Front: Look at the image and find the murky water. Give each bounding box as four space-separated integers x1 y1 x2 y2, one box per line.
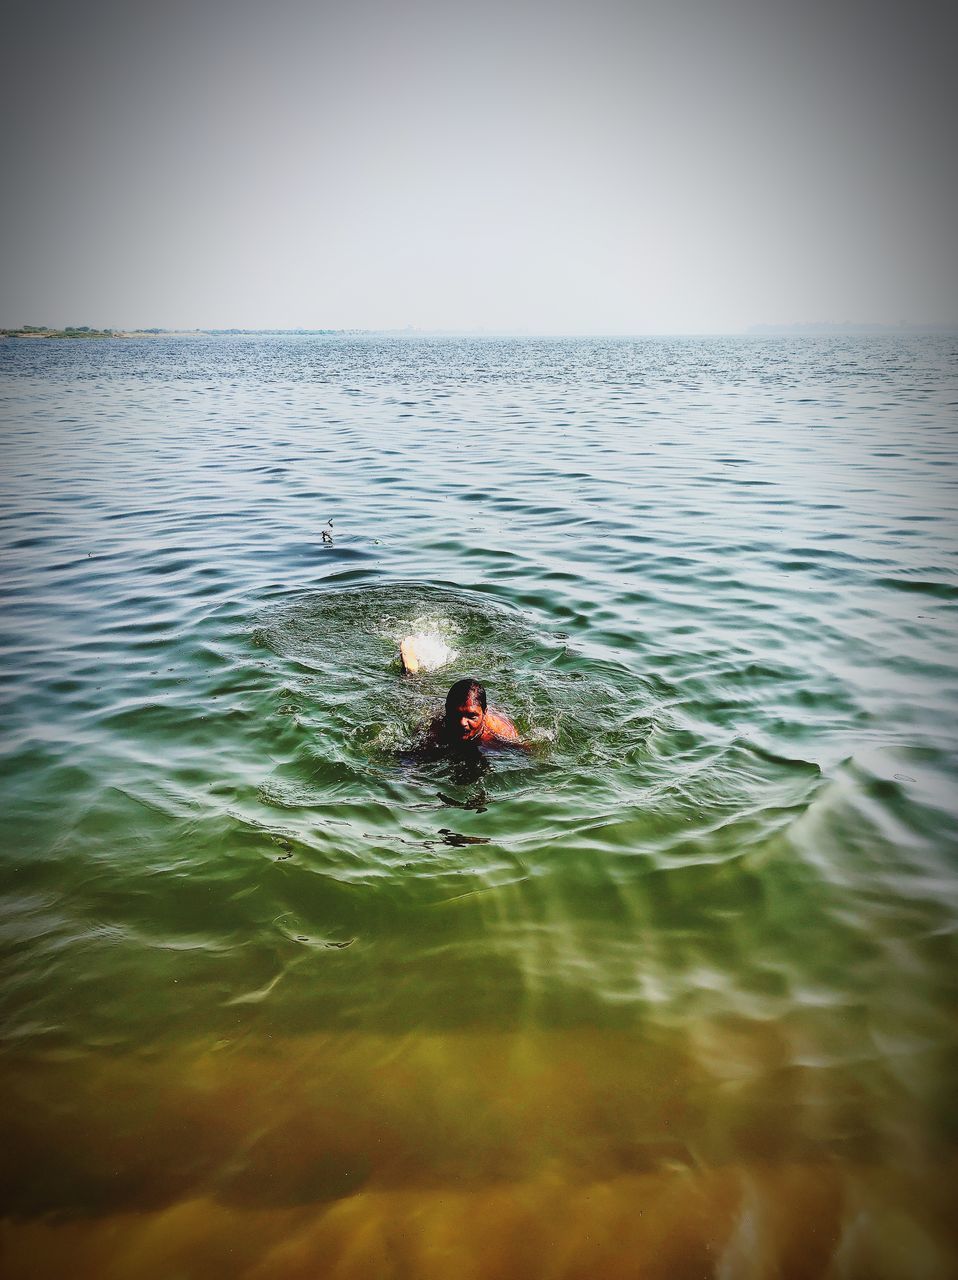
1 334 956 1277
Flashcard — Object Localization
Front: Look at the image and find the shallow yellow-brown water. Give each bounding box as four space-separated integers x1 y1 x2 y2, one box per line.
2 1029 956 1279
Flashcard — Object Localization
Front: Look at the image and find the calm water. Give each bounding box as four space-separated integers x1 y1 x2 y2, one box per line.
1 334 956 1277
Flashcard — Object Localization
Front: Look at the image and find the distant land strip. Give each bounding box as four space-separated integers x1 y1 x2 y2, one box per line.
0 326 356 340
3 323 955 340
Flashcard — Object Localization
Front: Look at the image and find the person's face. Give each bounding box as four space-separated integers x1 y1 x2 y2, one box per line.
448 693 485 743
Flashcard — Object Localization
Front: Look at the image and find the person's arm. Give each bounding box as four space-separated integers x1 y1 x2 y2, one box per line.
400 637 420 674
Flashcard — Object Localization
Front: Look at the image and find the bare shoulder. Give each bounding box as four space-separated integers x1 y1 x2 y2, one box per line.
485 710 526 747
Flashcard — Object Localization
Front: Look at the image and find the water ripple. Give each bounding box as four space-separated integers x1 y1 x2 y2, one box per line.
1 334 956 1264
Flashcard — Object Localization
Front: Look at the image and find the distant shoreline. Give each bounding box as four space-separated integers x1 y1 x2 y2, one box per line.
0 326 357 341
3 324 955 341
2 326 120 340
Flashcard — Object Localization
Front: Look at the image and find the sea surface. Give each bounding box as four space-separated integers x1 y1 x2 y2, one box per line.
1 334 956 1278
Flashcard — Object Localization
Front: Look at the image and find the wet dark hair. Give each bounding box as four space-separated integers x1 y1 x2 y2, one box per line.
445 678 487 715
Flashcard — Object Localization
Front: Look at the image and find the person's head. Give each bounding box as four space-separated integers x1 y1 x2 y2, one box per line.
445 678 487 744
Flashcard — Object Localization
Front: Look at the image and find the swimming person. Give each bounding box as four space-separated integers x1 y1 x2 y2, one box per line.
422 678 526 751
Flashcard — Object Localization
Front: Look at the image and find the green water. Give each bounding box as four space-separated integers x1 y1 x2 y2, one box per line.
1 335 956 1277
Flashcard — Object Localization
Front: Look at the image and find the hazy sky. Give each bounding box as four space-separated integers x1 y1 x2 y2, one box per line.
1 0 955 332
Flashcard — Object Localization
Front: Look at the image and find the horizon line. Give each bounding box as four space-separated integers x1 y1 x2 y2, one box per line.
4 321 957 339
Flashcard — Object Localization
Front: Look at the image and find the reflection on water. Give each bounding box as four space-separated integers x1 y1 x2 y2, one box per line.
1 334 957 1275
